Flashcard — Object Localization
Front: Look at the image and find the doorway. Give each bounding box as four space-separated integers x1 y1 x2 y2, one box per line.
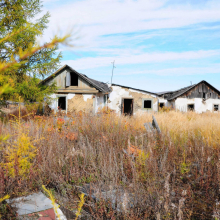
122 98 133 116
159 103 165 108
58 96 66 110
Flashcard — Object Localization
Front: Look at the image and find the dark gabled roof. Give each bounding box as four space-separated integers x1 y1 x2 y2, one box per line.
111 83 158 96
157 80 220 101
86 77 111 93
156 91 174 95
40 65 111 93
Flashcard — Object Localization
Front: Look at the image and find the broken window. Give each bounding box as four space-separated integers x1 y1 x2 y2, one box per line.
66 72 78 87
159 103 165 108
214 104 219 112
71 72 78 86
187 104 194 111
58 97 66 110
122 98 133 116
142 99 152 110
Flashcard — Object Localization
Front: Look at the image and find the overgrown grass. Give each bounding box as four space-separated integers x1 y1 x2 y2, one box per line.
1 110 220 219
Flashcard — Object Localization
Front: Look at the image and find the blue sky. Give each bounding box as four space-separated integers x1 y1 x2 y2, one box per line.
42 0 220 92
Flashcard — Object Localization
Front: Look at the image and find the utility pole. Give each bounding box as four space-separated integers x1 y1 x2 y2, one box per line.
111 60 116 86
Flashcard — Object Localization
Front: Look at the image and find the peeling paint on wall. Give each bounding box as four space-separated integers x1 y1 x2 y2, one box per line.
67 94 75 100
68 94 94 113
108 86 158 114
83 94 93 102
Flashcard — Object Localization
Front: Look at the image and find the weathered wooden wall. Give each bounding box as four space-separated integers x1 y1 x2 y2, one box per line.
47 70 98 93
181 83 220 99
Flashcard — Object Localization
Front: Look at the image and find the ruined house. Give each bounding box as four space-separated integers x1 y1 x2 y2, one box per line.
40 65 111 114
157 80 220 113
108 84 158 115
41 65 220 114
40 65 159 115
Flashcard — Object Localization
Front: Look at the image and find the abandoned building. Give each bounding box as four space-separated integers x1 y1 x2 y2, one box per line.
40 65 159 115
109 84 158 115
41 65 220 114
157 80 220 113
40 65 111 114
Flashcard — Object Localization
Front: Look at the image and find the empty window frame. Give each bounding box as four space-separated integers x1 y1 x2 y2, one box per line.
142 99 153 110
58 96 66 110
214 104 219 112
159 103 165 108
66 72 78 87
71 72 78 86
187 104 194 111
122 98 133 116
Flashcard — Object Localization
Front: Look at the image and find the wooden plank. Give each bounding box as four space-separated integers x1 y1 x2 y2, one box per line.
144 123 152 132
152 116 161 133
57 89 98 93
199 84 203 93
202 84 208 93
66 72 71 87
131 99 134 115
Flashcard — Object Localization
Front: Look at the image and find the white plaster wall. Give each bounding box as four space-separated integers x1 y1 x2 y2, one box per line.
108 86 132 113
158 98 169 107
83 94 93 102
95 93 105 113
48 93 75 112
48 94 57 111
108 86 158 114
175 98 220 113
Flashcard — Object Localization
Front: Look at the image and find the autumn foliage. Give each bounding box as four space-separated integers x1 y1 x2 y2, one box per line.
1 110 220 219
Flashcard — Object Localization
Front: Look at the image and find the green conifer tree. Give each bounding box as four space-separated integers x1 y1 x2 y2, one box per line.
0 0 62 102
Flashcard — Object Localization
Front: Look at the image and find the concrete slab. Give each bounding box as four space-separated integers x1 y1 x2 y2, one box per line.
6 192 67 220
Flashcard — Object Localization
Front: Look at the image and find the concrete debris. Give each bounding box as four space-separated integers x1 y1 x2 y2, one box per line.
6 192 67 220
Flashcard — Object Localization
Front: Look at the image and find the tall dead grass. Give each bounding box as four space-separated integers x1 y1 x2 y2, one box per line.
0 110 220 219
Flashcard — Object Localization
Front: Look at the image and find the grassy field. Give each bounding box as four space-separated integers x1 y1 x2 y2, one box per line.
1 109 220 219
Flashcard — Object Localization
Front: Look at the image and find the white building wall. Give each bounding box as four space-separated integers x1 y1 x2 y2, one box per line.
108 85 158 114
175 98 220 113
95 93 106 113
48 93 75 113
158 98 169 107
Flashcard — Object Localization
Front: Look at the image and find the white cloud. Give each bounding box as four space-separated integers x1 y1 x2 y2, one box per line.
61 49 220 70
120 65 220 76
42 0 220 44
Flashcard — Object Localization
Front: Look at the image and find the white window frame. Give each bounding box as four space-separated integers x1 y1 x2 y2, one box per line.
56 94 68 114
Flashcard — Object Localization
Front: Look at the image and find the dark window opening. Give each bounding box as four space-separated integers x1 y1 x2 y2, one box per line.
159 103 165 108
122 99 133 116
144 100 152 109
214 105 219 111
203 93 206 99
188 104 194 111
58 97 66 110
71 72 78 86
